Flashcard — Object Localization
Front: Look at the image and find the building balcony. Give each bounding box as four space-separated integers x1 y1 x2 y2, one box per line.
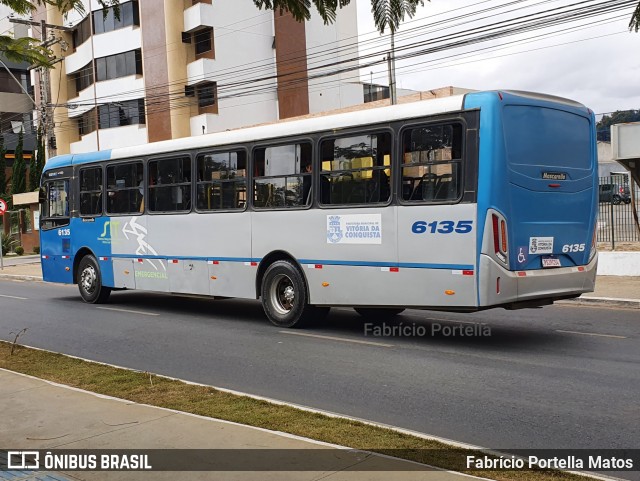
186 58 216 86
184 2 215 33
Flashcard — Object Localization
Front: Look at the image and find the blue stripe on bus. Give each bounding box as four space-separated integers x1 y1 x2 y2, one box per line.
106 254 472 270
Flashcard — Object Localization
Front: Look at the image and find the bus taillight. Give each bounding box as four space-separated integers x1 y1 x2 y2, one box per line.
492 213 508 264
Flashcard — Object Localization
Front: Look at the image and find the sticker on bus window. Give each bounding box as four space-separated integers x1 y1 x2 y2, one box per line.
529 237 553 255
327 214 382 244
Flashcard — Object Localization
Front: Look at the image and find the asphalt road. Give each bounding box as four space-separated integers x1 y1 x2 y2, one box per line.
1 279 639 475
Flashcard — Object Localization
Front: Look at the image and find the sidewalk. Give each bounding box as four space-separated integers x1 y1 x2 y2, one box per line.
0 369 482 481
1 257 638 308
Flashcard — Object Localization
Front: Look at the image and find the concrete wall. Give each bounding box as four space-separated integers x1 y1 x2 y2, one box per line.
597 251 640 276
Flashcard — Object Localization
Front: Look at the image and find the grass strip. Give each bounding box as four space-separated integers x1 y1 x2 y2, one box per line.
1 341 593 481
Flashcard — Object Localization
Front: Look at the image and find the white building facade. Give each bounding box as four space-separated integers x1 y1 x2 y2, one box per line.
33 0 363 155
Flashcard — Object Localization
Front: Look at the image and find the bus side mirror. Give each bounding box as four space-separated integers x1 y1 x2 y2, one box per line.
38 187 46 204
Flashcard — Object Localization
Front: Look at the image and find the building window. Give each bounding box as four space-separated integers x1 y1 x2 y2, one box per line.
79 167 103 216
319 132 392 205
400 123 463 202
106 162 143 214
72 16 91 49
93 1 140 35
78 109 97 136
95 49 142 82
196 151 246 211
148 157 192 213
194 27 213 55
98 99 145 130
0 69 27 94
253 143 312 209
74 62 94 93
197 82 216 108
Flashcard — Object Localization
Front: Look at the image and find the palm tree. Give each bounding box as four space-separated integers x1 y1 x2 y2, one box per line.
631 2 640 32
0 0 118 67
253 0 425 34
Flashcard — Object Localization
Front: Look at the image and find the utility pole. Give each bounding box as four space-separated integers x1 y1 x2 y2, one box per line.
9 18 70 159
389 30 397 105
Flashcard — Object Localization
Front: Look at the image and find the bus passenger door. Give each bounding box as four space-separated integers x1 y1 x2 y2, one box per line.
40 176 74 284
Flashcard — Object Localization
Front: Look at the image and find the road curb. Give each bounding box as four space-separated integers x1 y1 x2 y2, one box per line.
0 273 43 282
558 296 640 309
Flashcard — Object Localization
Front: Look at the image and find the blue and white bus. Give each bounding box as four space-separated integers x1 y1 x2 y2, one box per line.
39 90 598 327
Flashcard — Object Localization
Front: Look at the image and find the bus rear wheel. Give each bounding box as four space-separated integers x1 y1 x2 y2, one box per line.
354 307 405 320
261 260 323 328
77 255 111 304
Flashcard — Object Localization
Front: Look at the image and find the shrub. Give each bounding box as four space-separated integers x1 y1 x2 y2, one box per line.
1 233 17 256
15 246 24 256
33 245 40 254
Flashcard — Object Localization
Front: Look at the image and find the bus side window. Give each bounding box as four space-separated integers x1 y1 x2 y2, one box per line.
401 123 463 203
253 142 312 209
319 132 391 206
79 167 103 216
196 150 247 211
106 161 143 215
148 156 191 213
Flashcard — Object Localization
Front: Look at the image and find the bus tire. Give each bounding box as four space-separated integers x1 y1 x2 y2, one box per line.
354 307 405 320
261 260 315 328
77 255 111 304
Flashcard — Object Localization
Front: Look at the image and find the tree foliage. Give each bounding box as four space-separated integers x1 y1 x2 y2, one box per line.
253 0 425 33
0 0 119 67
35 128 45 189
596 109 640 141
10 129 26 195
0 135 6 196
630 2 640 32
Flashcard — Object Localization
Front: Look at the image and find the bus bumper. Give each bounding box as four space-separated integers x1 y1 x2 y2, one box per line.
478 253 598 308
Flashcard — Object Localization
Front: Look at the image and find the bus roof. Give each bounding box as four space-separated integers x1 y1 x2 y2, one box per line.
43 90 589 171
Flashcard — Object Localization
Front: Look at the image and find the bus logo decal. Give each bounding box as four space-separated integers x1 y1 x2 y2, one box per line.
327 214 382 245
529 237 553 255
542 172 567 180
327 216 344 243
122 218 166 271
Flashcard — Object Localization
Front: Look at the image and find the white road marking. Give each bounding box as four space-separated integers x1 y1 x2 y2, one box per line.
0 294 28 300
555 329 627 339
96 306 160 316
279 331 393 347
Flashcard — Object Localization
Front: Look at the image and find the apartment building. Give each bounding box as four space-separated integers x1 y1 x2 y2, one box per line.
0 6 36 157
33 0 363 155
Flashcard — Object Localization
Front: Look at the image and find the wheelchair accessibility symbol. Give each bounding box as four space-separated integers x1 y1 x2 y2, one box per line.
517 246 528 265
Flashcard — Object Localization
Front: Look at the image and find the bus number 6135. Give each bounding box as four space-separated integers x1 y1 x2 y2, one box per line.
412 220 473 234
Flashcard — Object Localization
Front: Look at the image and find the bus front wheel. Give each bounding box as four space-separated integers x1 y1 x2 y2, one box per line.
77 255 111 304
261 260 323 328
354 307 405 320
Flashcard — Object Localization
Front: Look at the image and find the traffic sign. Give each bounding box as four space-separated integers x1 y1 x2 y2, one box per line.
0 198 7 215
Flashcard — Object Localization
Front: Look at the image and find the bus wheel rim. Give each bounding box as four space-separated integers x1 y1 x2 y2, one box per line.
81 265 97 294
270 273 295 315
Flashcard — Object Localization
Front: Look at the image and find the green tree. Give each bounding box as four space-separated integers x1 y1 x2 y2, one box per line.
631 2 640 32
253 0 425 33
10 129 26 195
0 0 119 67
0 135 6 196
34 128 45 189
596 109 640 141
28 139 37 191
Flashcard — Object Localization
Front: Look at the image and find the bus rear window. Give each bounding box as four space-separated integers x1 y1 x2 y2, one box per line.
503 106 591 170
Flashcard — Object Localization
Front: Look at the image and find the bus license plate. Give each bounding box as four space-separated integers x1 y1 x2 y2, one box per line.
542 257 561 268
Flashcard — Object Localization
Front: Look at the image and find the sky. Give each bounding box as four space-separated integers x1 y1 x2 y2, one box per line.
355 0 640 117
